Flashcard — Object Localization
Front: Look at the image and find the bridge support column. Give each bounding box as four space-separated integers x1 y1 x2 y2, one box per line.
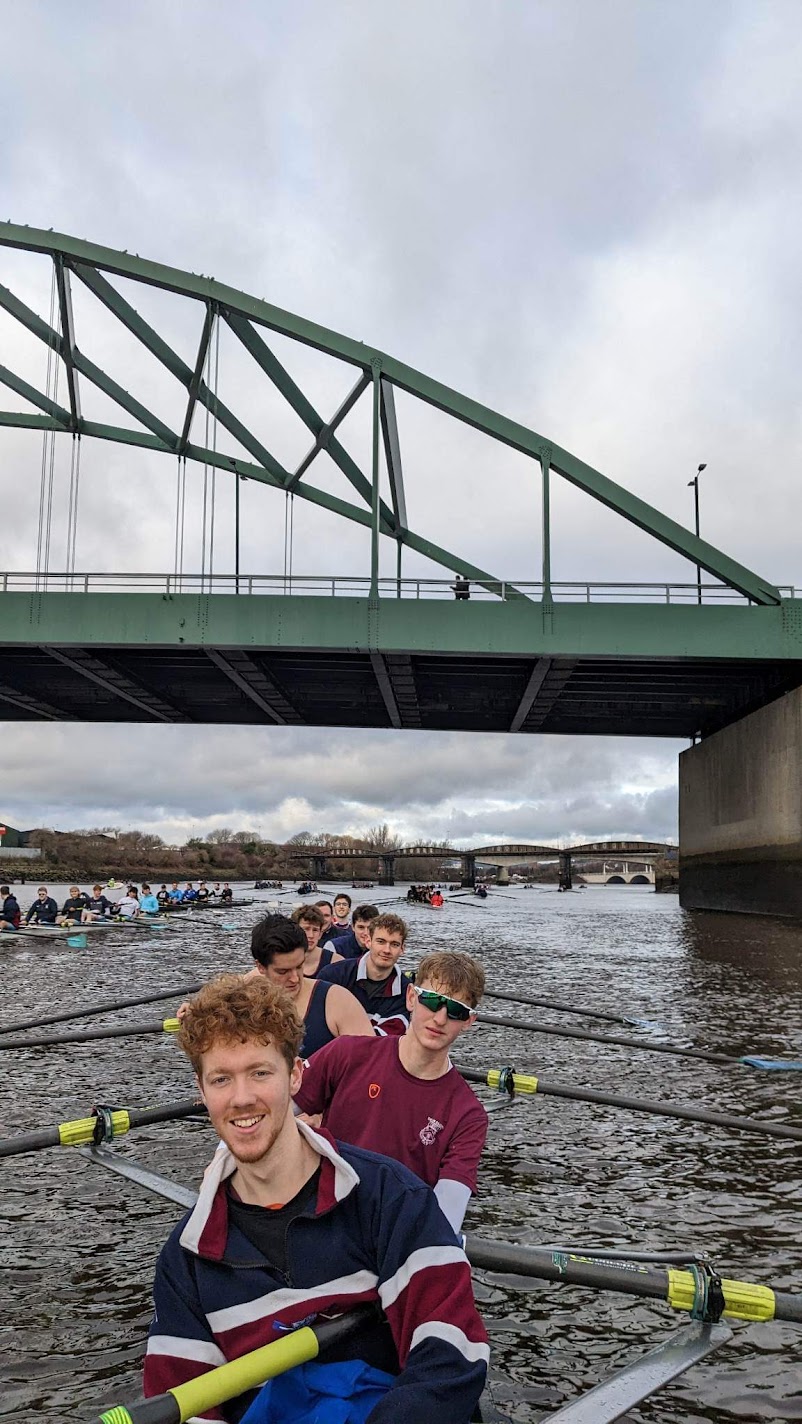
496 866 511 885
379 854 395 887
312 856 327 882
558 853 572 891
461 854 476 889
680 686 802 916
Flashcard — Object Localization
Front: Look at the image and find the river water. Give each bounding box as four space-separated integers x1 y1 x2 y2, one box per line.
0 883 800 1422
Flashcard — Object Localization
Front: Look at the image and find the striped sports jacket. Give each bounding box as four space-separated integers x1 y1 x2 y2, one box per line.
143 1122 488 1422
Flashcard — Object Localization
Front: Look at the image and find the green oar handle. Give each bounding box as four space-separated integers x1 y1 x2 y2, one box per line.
0 1019 181 1052
98 1308 376 1424
476 1010 736 1066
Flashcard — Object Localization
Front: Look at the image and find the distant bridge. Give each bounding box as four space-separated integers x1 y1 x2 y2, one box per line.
286 840 673 887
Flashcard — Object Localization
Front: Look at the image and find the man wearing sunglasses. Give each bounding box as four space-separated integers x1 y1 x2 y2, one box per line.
294 951 488 1233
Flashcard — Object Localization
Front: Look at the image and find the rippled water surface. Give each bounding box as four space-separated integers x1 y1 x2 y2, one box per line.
1 883 801 1421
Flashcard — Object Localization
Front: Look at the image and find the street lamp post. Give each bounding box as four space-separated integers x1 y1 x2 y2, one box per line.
687 463 706 604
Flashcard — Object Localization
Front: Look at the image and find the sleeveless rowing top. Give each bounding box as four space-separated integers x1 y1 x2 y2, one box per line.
301 980 336 1058
304 945 338 980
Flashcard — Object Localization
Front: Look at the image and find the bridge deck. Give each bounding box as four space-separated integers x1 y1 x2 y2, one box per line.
1 593 802 736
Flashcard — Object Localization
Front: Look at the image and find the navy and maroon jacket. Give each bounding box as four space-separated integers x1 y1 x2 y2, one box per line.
143 1123 488 1423
317 953 412 1035
1 894 21 927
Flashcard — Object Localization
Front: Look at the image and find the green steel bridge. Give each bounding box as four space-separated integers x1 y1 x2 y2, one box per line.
1 223 801 738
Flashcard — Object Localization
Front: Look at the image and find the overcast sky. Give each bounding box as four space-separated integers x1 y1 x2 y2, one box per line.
1 1 800 847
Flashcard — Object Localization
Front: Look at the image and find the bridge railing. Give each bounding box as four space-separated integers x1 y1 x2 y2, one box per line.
0 572 798 603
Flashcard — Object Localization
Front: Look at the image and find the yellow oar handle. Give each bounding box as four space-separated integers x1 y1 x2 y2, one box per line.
667 1269 775 1322
486 1069 538 1094
173 1324 319 1420
98 1324 321 1423
58 1110 130 1147
162 1019 181 1034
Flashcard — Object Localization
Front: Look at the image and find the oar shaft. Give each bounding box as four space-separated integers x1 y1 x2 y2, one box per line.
460 1066 802 1143
476 1010 736 1066
0 1019 180 1051
0 1098 203 1158
0 986 202 1037
483 987 642 1026
465 1237 802 1324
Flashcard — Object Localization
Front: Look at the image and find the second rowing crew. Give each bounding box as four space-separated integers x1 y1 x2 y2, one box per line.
0 879 235 930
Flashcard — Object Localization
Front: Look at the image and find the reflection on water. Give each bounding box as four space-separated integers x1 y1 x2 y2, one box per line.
0 883 800 1421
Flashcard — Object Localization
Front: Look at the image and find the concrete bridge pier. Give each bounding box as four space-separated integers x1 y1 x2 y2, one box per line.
379 854 395 887
680 685 802 917
558 853 573 891
312 855 327 882
461 854 476 889
496 866 511 885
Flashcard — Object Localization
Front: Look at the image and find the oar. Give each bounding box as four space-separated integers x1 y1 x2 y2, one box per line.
0 984 203 1036
0 1097 202 1158
458 1065 802 1143
0 1017 182 1053
97 1307 380 1424
81 1144 802 1335
465 1237 802 1324
482 986 659 1029
475 1009 802 1072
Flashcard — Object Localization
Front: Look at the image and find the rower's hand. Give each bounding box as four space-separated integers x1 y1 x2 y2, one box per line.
176 1000 191 1021
296 1112 323 1129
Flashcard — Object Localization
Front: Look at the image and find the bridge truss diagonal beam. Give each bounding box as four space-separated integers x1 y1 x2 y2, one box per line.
370 653 401 728
380 379 407 534
510 657 552 733
290 372 371 491
54 256 81 430
178 303 215 456
40 647 189 722
205 650 302 724
0 364 71 425
521 660 577 731
0 680 66 720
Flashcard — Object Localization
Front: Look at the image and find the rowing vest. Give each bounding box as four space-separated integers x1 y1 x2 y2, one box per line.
301 980 336 1058
304 946 338 980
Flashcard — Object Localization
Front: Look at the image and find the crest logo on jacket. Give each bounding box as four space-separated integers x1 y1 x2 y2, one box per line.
419 1117 444 1146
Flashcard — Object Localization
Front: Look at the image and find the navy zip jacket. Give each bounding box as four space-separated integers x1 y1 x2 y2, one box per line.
25 896 58 924
143 1123 488 1423
329 928 362 959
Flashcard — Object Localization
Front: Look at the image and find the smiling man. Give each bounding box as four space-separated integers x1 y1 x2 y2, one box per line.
317 913 413 1035
143 975 488 1424
295 952 488 1233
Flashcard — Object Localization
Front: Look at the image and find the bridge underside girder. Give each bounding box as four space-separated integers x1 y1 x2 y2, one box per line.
0 646 799 736
1 595 802 736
